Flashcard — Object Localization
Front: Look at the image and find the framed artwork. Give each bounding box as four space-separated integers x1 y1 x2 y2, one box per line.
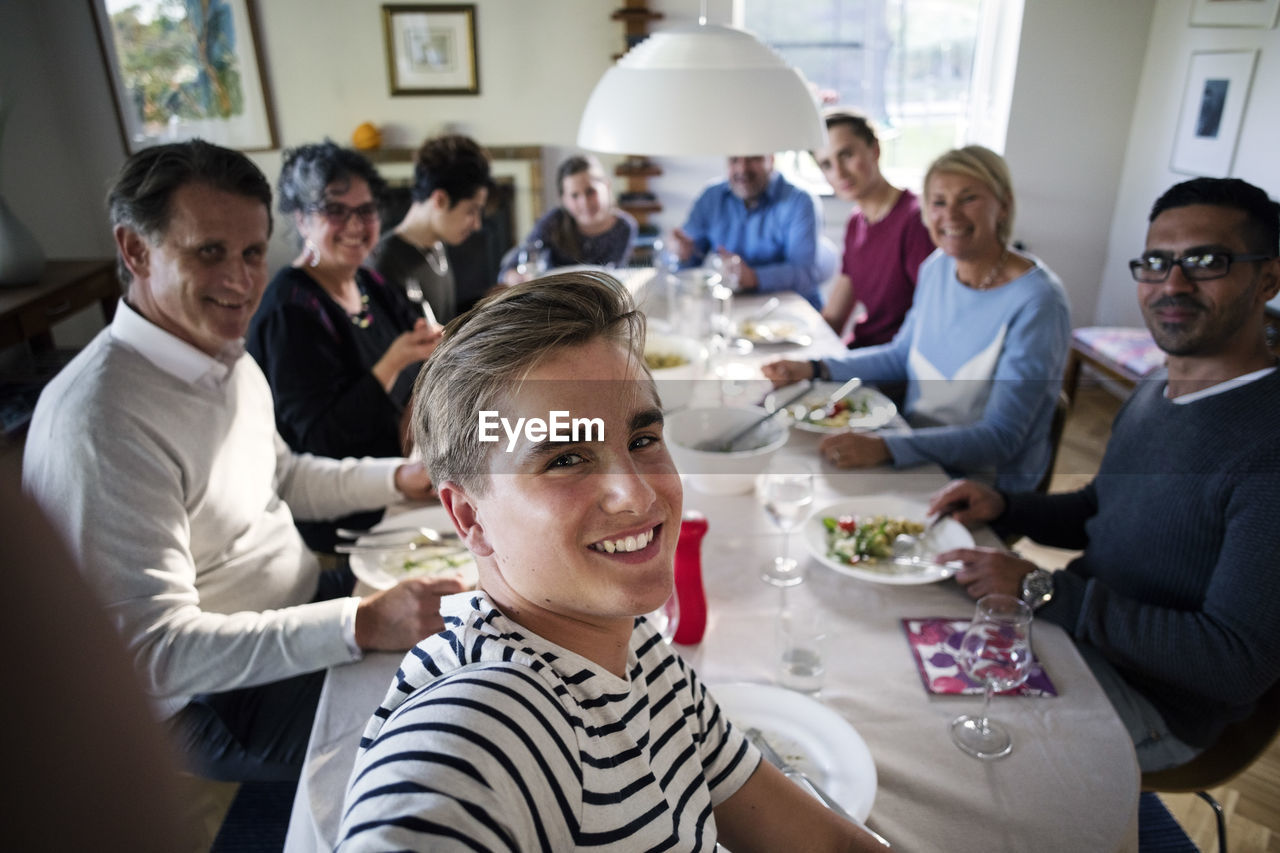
89 0 278 153
1170 50 1258 176
382 4 480 95
1189 0 1280 28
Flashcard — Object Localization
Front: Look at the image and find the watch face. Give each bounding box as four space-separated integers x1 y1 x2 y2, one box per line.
1022 570 1053 608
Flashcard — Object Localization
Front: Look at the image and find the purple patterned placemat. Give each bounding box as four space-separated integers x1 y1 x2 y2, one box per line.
902 618 1057 697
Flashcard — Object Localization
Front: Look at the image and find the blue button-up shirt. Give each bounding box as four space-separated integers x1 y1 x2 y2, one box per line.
680 171 828 308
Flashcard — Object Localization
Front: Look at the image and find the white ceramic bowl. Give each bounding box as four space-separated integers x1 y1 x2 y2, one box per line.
644 331 705 412
665 406 789 494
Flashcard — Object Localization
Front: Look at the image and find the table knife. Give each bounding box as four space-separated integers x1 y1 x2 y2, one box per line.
745 727 891 848
334 542 468 556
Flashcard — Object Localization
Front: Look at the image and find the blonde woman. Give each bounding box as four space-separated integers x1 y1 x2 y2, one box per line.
765 145 1070 491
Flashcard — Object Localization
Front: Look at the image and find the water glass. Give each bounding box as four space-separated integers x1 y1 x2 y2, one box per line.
950 594 1033 760
758 470 815 587
777 605 826 693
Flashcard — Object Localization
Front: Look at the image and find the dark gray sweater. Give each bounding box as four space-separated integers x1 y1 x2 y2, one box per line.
1002 367 1280 747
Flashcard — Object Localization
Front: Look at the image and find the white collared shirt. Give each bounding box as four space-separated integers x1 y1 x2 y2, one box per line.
1169 365 1278 405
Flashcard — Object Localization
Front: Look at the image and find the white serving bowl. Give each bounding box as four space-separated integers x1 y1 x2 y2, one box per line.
644 330 705 412
665 405 789 494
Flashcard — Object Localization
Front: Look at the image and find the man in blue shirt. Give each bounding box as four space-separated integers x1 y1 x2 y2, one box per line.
672 155 831 308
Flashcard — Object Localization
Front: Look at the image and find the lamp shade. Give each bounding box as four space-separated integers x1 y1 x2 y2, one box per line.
577 24 825 157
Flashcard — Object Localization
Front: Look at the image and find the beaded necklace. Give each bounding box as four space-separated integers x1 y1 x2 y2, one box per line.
348 284 373 328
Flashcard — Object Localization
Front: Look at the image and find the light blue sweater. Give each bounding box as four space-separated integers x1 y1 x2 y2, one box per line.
823 250 1070 490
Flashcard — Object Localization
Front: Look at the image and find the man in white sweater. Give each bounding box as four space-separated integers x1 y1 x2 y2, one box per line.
22 140 465 782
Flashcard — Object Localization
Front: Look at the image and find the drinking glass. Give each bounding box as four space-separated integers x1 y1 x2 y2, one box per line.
516 240 550 278
777 602 826 693
758 470 814 586
950 594 1033 760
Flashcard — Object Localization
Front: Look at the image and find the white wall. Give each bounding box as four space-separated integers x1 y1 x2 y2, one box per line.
1097 0 1280 327
0 0 1216 350
1001 0 1154 327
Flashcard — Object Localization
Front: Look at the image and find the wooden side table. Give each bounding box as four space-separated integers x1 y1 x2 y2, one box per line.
0 259 120 352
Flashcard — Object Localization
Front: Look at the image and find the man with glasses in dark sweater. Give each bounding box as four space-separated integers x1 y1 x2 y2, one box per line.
927 176 1280 773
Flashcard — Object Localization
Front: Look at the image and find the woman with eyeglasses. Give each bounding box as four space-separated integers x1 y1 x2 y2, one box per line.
247 141 440 553
764 145 1071 492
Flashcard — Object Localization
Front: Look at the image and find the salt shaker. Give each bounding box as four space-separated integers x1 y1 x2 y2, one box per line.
670 511 709 645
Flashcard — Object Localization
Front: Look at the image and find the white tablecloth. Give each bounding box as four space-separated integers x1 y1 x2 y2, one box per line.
284 288 1139 852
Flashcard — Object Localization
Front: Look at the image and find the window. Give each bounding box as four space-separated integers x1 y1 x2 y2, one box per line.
737 0 1023 192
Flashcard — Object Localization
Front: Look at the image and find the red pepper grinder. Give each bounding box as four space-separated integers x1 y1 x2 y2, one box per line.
670 511 709 645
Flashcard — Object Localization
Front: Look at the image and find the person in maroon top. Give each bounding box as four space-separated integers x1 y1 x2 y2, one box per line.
815 110 936 348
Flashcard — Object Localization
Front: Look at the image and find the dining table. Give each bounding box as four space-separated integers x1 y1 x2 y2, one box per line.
283 273 1141 852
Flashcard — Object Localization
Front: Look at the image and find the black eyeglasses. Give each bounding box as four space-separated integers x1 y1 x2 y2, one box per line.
310 201 379 226
1129 250 1273 283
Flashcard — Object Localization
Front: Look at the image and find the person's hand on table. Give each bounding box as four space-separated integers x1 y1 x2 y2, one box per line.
819 431 890 469
762 358 813 388
354 575 470 651
715 248 758 292
394 461 437 502
940 546 1037 600
928 479 1006 526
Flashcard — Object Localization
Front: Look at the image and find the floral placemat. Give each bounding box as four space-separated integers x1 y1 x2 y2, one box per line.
902 617 1057 697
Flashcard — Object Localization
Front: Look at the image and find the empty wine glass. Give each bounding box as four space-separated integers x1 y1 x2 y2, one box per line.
758 470 814 586
950 594 1033 760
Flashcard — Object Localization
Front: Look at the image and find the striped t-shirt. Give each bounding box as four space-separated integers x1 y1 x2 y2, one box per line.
338 592 761 851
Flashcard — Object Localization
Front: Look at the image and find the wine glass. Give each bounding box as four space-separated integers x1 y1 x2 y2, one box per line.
758 470 814 586
950 594 1033 760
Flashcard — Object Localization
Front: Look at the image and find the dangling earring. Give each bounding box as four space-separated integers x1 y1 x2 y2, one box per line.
304 239 320 268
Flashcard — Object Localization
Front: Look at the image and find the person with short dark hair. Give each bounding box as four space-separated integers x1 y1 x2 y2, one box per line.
338 272 885 852
369 133 493 323
815 109 935 347
247 140 440 552
931 176 1280 772
671 155 832 309
23 140 467 783
500 153 636 285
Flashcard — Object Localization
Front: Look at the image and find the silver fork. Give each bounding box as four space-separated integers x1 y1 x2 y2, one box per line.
403 279 439 326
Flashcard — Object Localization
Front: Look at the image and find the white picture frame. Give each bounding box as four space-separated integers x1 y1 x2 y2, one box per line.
382 4 480 95
90 0 278 153
1169 50 1258 177
1189 0 1280 28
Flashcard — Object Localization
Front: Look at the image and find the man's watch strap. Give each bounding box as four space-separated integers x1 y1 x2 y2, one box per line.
1020 568 1054 611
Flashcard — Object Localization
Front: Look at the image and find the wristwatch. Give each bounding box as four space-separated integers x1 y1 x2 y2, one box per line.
1020 568 1055 611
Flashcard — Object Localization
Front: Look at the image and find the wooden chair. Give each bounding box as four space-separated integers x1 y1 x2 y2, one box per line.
1034 391 1071 494
1141 680 1280 853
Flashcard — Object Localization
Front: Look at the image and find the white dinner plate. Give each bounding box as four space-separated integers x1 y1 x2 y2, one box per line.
803 495 974 585
348 505 478 590
737 312 813 347
765 381 898 434
711 682 877 821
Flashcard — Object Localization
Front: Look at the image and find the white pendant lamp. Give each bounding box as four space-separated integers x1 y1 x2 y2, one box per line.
576 22 826 157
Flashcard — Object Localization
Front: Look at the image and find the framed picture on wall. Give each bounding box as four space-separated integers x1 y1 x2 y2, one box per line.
89 0 278 153
1189 0 1280 28
382 4 480 95
1170 50 1258 176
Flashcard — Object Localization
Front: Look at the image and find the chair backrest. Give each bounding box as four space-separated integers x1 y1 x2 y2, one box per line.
1034 390 1072 494
1142 679 1280 793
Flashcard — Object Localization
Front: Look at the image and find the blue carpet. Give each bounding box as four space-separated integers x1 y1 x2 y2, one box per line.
1139 791 1198 853
210 780 298 852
